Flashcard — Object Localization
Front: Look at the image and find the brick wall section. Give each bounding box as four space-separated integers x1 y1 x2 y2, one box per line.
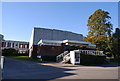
31 45 38 59
33 44 84 58
37 45 63 57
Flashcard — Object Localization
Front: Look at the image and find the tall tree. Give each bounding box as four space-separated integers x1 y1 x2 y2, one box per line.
85 9 113 51
111 28 120 59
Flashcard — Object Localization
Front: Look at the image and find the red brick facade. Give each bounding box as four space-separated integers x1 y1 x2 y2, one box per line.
31 44 90 59
37 45 63 56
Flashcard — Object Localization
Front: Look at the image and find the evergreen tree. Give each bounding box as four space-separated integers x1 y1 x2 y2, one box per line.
111 28 120 59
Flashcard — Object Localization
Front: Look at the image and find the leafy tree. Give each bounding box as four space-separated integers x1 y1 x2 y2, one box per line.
85 9 113 51
111 28 120 59
2 48 18 56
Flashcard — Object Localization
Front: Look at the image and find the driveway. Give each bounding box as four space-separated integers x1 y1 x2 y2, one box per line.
2 57 119 79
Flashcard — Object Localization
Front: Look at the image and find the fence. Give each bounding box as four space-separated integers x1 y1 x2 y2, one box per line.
77 50 104 55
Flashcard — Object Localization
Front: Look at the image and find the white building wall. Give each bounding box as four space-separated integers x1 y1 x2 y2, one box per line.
29 28 34 49
2 40 29 54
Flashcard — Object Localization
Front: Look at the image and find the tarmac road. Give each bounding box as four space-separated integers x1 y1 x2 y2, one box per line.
2 57 119 79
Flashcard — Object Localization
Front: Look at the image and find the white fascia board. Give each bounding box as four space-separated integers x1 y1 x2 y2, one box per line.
38 39 63 44
42 43 61 46
3 40 28 43
43 40 62 43
63 40 90 45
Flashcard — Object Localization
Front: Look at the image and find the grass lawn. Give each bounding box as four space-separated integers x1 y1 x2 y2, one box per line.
6 56 50 63
109 59 120 63
107 56 120 63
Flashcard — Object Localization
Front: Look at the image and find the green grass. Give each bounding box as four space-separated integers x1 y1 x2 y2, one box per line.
109 59 120 63
6 56 49 62
106 56 120 63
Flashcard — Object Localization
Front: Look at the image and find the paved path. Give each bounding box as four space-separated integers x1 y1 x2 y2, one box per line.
2 57 119 79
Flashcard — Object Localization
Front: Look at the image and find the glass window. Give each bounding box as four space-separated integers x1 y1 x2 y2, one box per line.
12 43 14 47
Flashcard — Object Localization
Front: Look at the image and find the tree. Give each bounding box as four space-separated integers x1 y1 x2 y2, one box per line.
111 28 120 59
85 9 113 51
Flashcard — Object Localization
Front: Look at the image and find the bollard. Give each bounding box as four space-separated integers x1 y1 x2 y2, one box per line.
1 56 4 69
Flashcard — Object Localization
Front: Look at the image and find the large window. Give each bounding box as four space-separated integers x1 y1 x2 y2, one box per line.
12 43 14 47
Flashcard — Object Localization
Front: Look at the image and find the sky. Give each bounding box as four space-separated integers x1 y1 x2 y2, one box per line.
1 2 118 42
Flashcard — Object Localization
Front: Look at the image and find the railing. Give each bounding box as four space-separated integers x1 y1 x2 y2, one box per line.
56 51 69 62
56 50 105 63
79 50 104 55
61 53 70 63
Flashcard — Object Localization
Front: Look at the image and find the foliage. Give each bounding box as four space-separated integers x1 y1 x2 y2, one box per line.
2 48 18 56
111 28 120 59
85 9 113 51
80 54 107 65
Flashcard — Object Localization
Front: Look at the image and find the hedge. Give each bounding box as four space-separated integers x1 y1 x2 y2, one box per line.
80 54 107 65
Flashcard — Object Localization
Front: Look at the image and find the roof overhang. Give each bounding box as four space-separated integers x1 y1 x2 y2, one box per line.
62 40 90 45
38 39 96 48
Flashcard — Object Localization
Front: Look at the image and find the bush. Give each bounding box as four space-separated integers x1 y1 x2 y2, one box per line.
2 48 18 56
80 54 106 65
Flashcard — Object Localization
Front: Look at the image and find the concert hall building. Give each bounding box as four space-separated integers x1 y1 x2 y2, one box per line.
29 27 96 60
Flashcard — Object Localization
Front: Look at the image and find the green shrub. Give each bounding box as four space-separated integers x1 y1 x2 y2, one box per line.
2 48 18 56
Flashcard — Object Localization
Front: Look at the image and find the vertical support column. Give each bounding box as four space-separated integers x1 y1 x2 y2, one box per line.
6 42 7 47
88 50 90 54
18 43 19 48
11 42 12 47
